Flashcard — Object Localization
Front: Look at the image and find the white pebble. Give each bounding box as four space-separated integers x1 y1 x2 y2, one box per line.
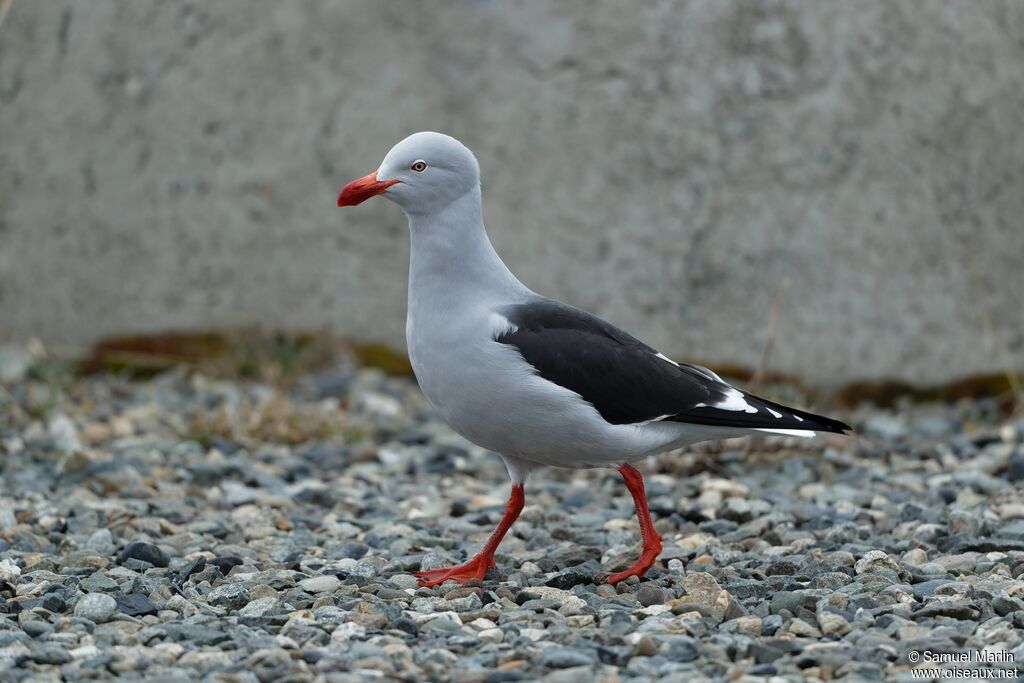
298 575 341 593
0 559 21 583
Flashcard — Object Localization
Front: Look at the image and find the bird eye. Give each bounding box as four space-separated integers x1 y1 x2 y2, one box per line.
410 160 428 173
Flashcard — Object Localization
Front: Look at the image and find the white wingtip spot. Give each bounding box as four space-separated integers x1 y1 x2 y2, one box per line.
767 408 783 419
713 388 759 414
754 428 816 438
655 352 679 367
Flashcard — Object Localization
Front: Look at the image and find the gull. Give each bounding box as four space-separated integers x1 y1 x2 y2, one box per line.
338 132 850 587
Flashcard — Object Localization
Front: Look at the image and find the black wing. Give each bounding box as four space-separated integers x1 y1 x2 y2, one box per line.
495 299 850 434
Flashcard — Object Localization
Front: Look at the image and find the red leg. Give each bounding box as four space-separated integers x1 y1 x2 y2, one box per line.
607 464 663 584
416 483 525 587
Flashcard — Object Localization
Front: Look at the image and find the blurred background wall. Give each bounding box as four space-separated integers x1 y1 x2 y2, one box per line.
1 1 1022 388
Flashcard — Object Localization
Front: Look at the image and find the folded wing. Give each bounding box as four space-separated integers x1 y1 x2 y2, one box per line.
494 299 850 435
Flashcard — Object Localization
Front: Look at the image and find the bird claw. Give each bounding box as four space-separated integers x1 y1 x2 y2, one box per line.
606 542 663 585
415 555 495 588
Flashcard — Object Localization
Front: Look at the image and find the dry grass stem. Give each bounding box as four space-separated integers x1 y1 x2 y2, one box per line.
0 0 12 32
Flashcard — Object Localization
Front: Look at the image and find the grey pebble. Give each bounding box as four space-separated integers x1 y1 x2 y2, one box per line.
80 573 119 592
811 572 853 590
544 567 594 589
389 573 420 590
636 585 673 606
541 647 597 668
74 593 118 623
992 594 1024 615
911 579 953 597
21 621 53 638
116 592 158 616
30 645 73 665
207 583 251 608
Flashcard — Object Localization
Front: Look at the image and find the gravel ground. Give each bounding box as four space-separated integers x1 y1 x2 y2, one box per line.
1 345 1024 682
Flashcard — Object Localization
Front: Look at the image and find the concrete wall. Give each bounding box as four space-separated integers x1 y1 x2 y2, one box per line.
1 1 1022 387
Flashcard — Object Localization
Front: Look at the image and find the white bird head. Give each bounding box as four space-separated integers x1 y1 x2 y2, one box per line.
338 132 480 215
